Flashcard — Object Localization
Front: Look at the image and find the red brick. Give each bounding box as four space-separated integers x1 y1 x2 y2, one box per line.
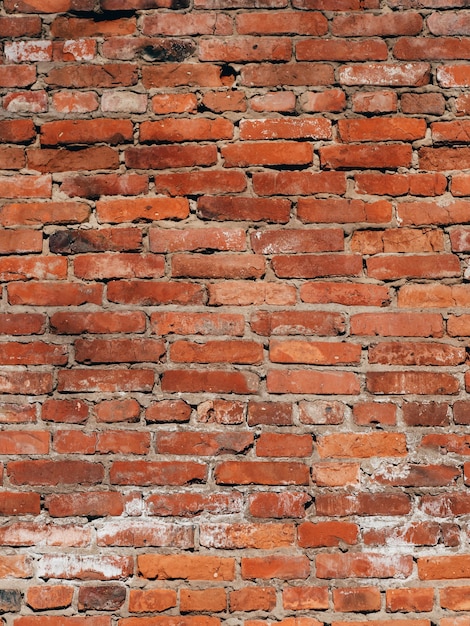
367 372 459 395
339 62 430 86
161 370 259 394
140 118 233 143
0 201 89 226
313 463 361 487
237 11 326 34
297 39 387 61
110 461 206 486
26 586 74 610
5 0 95 10
97 521 192 548
241 63 334 87
155 171 246 196
241 118 331 140
52 91 99 113
8 282 102 306
78 585 126 612
138 554 235 580
152 94 198 114
57 369 154 393
321 144 412 169
251 92 296 112
351 313 443 337
129 589 177 613
267 370 360 395
46 64 137 89
272 254 362 278
0 313 45 336
0 555 32 578
317 433 407 458
45 492 124 518
242 555 310 580
8 460 104 486
299 199 391 224
0 230 41 254
352 90 397 113
402 402 449 427
41 119 133 146
270 340 360 365
367 254 460 280
142 64 232 88
421 434 470 455
0 521 90 547
203 90 247 112
299 400 348 425
248 402 293 426
0 371 52 395
152 312 244 336
339 118 426 142
356 172 446 196
222 141 312 167
317 553 413 579
28 146 119 173
180 589 226 613
251 310 345 336
395 37 470 60
351 228 444 253
336 12 423 35
209 282 295 306
440 586 470 610
215 461 309 485
172 253 264 279
0 147 25 170
196 399 244 424
0 402 36 424
95 399 140 424
0 16 41 37
0 120 35 144
283 587 329 610
402 92 445 114
301 89 346 112
108 281 204 306
96 198 189 223
51 311 145 334
333 587 381 612
200 522 294 549
142 13 232 36
0 341 67 366
398 285 470 309
125 145 217 170
150 227 245 253
373 464 460 487
37 555 132 581
198 196 291 223
74 253 162 280
229 587 275 611
146 492 242 517
75 338 164 364
249 492 311 518
200 37 291 62
386 588 434 612
0 492 40 515
299 521 358 547
419 149 470 171
369 342 464 366
0 175 51 199
156 432 253 456
170 340 262 364
418 556 470 580
256 433 313 457
0 66 36 87
301 282 390 306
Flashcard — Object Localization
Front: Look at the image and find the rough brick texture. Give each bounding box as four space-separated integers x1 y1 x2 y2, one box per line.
0 0 469 623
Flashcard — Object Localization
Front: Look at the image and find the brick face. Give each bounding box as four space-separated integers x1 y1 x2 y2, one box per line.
0 2 468 623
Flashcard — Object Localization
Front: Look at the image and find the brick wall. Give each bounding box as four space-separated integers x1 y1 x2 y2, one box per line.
0 0 470 622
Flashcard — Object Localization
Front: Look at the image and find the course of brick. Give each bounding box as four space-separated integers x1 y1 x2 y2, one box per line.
1 0 470 622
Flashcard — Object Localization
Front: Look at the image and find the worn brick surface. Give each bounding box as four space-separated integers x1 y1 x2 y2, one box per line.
0 1 468 623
